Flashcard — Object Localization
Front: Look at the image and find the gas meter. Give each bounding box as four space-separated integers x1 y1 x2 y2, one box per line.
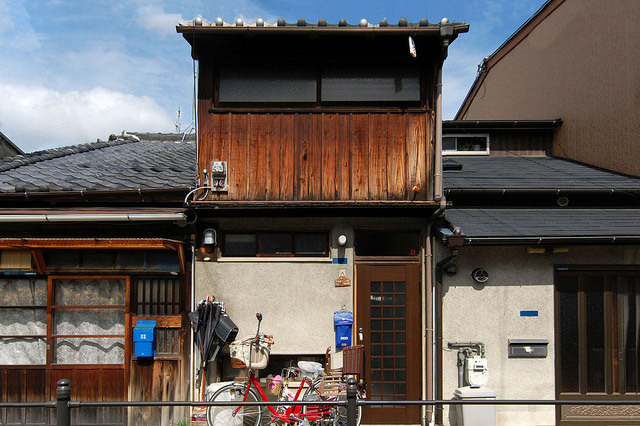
465 355 489 387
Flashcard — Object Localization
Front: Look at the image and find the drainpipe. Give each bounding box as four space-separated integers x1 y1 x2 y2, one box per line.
190 240 197 404
429 19 455 426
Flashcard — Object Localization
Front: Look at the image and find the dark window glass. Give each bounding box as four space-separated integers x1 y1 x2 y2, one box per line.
259 233 292 255
81 250 114 269
144 251 180 272
294 232 327 255
457 136 488 152
585 274 605 392
47 250 81 269
322 64 420 102
219 65 316 103
355 231 419 257
558 274 579 392
224 234 257 256
442 137 456 151
223 231 328 257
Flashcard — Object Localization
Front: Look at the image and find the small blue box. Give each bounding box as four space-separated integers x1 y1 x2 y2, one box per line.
133 320 156 357
334 311 353 349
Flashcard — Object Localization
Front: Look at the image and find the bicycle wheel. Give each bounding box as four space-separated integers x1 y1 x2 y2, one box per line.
207 383 262 426
301 383 330 425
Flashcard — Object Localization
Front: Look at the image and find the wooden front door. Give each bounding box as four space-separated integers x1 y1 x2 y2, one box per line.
357 264 421 424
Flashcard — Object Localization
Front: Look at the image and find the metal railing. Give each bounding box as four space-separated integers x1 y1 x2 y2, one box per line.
4 378 640 426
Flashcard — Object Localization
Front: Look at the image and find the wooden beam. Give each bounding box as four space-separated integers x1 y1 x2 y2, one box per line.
0 239 183 250
30 249 46 274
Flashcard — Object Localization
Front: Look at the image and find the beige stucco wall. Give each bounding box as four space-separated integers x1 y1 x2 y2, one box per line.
461 0 640 176
439 244 640 426
196 217 426 360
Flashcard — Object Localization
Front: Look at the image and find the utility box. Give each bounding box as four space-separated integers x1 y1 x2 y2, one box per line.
465 355 489 387
453 386 496 426
334 310 353 349
133 320 157 358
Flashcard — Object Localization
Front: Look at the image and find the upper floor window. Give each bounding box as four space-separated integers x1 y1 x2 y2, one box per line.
216 62 421 106
222 231 329 257
442 134 489 155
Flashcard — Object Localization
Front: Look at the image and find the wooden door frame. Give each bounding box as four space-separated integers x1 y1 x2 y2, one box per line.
46 275 131 400
355 261 422 424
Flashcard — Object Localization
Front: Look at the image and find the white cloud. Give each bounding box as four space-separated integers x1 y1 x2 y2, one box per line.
0 84 174 152
137 6 183 36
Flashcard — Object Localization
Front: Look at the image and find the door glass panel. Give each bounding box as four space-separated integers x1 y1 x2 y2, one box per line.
54 309 125 335
369 279 407 402
52 278 126 365
558 274 579 392
54 278 125 305
619 275 640 393
585 274 605 392
0 339 46 364
53 337 125 364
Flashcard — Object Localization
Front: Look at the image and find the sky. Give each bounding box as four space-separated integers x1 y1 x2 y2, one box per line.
0 0 547 153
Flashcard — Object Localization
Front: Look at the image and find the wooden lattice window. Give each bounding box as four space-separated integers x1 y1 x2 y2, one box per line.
134 277 181 316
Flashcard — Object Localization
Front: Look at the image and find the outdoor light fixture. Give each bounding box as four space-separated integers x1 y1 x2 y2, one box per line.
203 229 217 247
337 235 347 246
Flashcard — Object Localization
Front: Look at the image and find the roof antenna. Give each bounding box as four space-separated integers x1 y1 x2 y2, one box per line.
174 107 182 133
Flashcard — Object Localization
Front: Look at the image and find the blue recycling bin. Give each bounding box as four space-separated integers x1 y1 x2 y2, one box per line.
133 320 157 357
334 310 353 349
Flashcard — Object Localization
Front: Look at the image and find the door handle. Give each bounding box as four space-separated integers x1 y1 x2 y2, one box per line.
358 327 364 343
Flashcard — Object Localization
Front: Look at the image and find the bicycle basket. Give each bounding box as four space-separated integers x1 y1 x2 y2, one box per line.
229 340 270 370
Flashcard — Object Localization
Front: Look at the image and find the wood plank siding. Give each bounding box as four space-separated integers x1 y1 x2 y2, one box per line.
198 112 433 202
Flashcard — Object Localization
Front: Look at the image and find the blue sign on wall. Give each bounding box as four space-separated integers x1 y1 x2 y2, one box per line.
520 310 539 317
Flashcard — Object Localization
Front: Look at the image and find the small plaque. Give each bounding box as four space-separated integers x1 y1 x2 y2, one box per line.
335 273 351 287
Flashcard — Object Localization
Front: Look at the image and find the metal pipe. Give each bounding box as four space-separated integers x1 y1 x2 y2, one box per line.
422 226 431 426
0 213 186 222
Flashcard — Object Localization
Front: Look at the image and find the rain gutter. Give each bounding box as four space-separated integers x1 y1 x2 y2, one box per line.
0 213 187 223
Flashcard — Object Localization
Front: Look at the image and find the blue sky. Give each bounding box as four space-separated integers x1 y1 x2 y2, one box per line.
0 0 546 152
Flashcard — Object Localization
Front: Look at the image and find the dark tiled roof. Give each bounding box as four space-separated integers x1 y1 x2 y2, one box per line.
444 208 640 240
444 156 640 192
0 134 196 193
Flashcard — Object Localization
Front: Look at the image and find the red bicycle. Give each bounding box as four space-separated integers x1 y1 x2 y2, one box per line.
206 313 361 425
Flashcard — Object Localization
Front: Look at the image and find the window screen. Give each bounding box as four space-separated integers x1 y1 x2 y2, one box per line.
322 65 420 102
219 65 317 103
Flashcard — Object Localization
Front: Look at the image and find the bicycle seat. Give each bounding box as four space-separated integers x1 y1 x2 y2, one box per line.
297 361 325 379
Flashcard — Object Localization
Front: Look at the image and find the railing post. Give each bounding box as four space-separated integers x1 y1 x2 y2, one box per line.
56 379 71 426
346 377 357 426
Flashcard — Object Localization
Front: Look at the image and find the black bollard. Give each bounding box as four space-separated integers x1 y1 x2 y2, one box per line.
346 377 357 426
56 379 71 426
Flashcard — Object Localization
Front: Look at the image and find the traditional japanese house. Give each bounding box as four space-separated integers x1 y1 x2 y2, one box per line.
436 120 640 425
0 133 196 425
177 17 468 425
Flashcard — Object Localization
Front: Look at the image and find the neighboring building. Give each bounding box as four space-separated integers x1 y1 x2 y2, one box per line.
0 130 23 158
436 120 640 425
0 133 196 425
177 17 468 425
455 0 640 176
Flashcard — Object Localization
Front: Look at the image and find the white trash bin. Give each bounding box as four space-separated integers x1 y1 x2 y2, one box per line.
453 386 496 426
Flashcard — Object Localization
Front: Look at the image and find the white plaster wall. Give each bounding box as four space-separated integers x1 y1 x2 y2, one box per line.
196 217 426 359
439 245 640 426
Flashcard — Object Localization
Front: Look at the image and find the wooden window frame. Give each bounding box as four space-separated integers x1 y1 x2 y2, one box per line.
47 276 131 367
221 230 330 258
442 134 490 156
555 266 640 398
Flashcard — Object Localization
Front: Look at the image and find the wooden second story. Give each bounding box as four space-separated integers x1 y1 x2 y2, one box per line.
178 18 468 206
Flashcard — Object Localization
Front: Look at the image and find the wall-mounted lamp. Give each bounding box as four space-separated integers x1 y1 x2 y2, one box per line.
203 229 217 247
337 235 347 246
